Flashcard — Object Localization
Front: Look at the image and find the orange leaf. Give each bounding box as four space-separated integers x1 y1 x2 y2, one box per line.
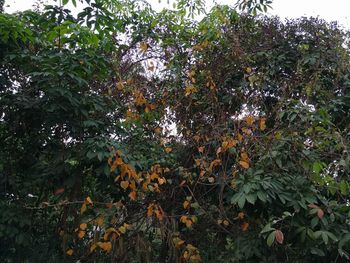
78 230 85 239
180 215 188 223
183 200 190 209
154 127 162 134
185 219 193 228
239 160 250 169
128 191 137 200
209 159 221 172
85 196 93 205
241 222 249 231
79 223 87 230
90 243 97 253
155 208 164 220
158 177 166 185
147 205 153 217
165 147 172 153
198 146 205 153
66 249 74 256
216 147 222 156
317 208 324 219
275 230 284 244
80 203 87 214
238 212 245 219
95 217 104 226
54 188 65 195
176 239 185 247
98 241 112 252
120 180 129 190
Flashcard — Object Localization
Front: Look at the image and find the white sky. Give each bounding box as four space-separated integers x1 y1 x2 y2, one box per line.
4 0 350 29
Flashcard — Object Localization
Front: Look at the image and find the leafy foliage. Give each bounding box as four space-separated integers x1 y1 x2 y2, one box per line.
0 0 349 262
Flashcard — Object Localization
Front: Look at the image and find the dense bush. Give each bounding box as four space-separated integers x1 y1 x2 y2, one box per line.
0 0 349 262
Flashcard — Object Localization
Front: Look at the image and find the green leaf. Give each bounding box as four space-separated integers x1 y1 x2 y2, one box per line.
267 230 276 247
238 195 246 209
260 223 275 234
322 232 329 245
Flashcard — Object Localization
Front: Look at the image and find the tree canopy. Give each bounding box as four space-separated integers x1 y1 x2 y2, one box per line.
0 0 349 262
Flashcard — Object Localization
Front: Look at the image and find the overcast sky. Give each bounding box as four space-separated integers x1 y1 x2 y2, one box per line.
4 0 350 29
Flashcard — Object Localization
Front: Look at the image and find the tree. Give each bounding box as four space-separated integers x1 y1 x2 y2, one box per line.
0 0 349 262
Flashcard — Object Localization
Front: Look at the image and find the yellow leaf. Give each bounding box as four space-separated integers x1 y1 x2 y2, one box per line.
185 85 197 96
259 118 266 131
98 241 112 252
242 127 252 135
116 81 124 90
246 67 252 74
80 203 87 214
140 41 148 53
190 254 202 263
105 203 113 209
66 249 74 256
79 223 87 230
165 147 172 153
239 160 250 169
245 115 254 126
120 180 129 190
183 250 190 260
183 200 190 209
118 225 127 234
78 230 85 239
240 152 249 161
